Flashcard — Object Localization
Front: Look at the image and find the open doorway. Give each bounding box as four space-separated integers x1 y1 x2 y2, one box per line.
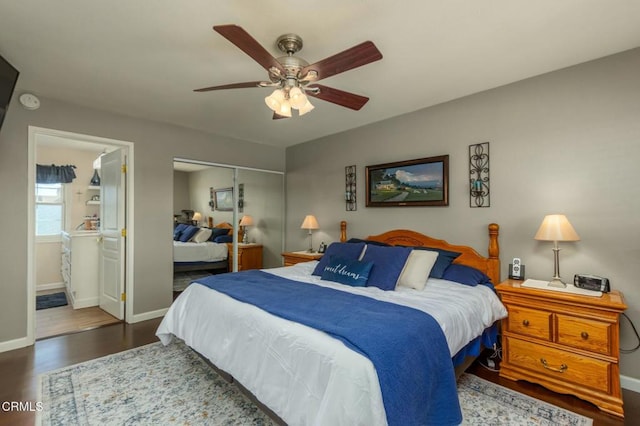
28 127 134 341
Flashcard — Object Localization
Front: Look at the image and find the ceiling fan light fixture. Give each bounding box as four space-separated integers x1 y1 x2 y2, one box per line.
289 86 307 109
278 99 293 117
264 89 285 112
298 99 315 116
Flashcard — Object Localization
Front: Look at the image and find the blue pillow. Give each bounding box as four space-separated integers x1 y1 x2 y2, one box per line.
173 223 189 241
213 234 233 243
361 245 412 291
346 238 390 247
209 227 230 241
312 242 366 276
320 256 374 287
442 264 493 287
178 225 199 242
411 247 461 278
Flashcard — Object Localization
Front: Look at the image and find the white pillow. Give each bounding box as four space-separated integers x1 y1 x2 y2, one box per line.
396 250 439 290
191 228 213 243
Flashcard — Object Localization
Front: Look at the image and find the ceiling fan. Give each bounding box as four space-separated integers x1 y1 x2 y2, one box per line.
194 25 383 119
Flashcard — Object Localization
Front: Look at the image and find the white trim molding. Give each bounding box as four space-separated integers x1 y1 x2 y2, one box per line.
621 374 640 393
129 308 169 324
36 282 65 292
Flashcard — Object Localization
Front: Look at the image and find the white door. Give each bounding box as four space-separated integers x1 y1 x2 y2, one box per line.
99 149 126 319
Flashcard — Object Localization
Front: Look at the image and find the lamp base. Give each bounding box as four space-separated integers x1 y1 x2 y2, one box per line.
547 278 567 288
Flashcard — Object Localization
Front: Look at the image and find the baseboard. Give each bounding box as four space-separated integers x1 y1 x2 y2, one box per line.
71 297 99 309
36 282 65 291
0 335 31 353
129 308 168 324
621 374 640 393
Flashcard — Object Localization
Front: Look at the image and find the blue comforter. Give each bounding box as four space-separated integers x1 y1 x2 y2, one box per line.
196 270 462 426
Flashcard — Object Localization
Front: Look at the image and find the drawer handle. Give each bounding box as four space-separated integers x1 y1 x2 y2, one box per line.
522 319 530 327
581 331 589 340
540 358 568 373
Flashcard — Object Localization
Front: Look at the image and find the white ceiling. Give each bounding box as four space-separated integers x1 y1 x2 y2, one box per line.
1 1 639 148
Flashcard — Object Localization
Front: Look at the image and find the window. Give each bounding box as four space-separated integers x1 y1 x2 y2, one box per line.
35 183 65 236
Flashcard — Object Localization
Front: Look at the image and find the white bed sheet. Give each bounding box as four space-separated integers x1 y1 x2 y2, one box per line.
157 261 507 426
172 240 227 263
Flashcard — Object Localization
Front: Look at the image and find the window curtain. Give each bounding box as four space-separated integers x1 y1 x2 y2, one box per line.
36 164 77 184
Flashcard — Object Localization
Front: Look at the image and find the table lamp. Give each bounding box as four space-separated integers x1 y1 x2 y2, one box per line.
239 215 254 244
300 215 319 253
192 211 202 226
534 214 580 288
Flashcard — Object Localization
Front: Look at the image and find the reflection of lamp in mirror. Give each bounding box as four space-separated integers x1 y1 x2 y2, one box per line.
239 215 254 244
300 215 319 253
534 214 580 288
192 211 202 226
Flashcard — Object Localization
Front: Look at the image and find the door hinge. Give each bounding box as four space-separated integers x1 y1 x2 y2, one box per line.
121 292 126 302
121 228 127 237
121 164 127 173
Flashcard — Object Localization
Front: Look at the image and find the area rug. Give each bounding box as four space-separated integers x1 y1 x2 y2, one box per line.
36 292 68 310
38 341 593 425
173 271 213 292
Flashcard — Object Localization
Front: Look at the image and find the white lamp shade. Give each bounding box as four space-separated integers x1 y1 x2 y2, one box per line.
534 214 580 242
277 99 292 118
289 87 307 109
239 215 254 227
264 89 285 112
192 212 202 222
300 215 319 230
298 99 315 116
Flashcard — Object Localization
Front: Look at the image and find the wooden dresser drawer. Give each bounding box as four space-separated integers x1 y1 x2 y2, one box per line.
507 337 611 393
556 314 611 355
506 305 552 341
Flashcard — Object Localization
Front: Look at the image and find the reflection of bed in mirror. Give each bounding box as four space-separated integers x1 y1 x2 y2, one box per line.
173 222 233 273
159 222 507 425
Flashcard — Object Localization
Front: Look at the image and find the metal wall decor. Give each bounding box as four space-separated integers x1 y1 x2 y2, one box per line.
345 165 357 211
469 142 490 207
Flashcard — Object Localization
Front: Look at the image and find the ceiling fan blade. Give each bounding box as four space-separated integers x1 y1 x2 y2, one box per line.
273 112 289 120
306 84 369 110
214 25 285 74
194 81 263 92
301 41 382 81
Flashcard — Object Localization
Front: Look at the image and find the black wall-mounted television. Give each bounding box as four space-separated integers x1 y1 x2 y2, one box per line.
0 54 20 132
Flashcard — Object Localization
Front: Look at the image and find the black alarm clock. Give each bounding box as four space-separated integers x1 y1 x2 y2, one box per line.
574 274 610 292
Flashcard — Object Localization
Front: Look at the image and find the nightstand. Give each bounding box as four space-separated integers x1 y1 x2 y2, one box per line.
496 279 627 418
227 243 263 271
282 251 323 266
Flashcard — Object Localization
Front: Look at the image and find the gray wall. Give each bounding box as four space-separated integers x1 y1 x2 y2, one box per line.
173 170 191 216
286 48 640 378
0 95 284 344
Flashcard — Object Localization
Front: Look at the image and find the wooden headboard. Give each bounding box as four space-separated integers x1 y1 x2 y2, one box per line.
339 221 501 284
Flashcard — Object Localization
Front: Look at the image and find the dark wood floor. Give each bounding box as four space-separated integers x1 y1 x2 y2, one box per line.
0 318 637 425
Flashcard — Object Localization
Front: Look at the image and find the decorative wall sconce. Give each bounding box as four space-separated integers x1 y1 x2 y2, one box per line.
469 142 490 207
345 165 357 211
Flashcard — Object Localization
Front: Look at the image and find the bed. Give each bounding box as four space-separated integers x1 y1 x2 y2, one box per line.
172 222 233 273
158 223 507 425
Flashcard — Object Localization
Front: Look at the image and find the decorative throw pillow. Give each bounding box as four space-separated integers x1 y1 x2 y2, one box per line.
178 225 200 242
173 223 189 241
442 264 493 287
320 256 374 287
397 250 439 290
411 247 461 278
361 245 412 291
346 238 390 247
191 228 213 243
213 235 233 243
209 227 231 241
312 242 366 276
